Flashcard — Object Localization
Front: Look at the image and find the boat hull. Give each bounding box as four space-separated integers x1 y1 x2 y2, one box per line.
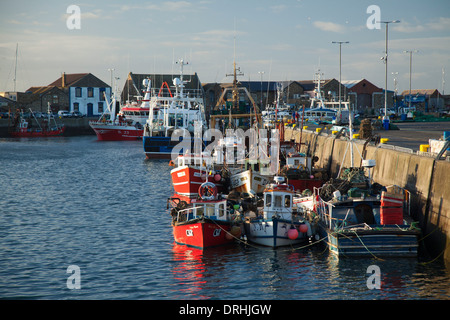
144 136 184 159
244 219 311 248
143 136 211 160
173 219 235 249
10 127 65 138
319 223 420 257
287 178 323 193
90 123 143 141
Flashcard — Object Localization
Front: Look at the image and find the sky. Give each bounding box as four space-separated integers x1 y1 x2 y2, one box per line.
1 0 450 95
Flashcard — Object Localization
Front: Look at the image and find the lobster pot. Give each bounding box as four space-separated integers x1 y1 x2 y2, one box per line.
380 191 404 225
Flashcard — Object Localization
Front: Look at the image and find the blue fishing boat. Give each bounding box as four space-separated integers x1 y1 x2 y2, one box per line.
311 169 421 258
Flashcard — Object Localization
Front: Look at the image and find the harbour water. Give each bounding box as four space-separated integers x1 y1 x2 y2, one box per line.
0 136 449 300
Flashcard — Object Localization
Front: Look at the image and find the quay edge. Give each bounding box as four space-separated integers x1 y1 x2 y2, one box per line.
285 127 450 263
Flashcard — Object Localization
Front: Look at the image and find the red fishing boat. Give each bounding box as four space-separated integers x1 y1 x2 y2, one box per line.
281 152 323 192
168 182 242 249
90 79 154 141
170 154 227 197
10 105 65 138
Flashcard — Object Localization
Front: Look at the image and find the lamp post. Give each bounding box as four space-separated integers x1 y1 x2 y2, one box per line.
108 68 115 89
378 20 400 130
392 72 399 111
403 50 418 109
332 41 349 111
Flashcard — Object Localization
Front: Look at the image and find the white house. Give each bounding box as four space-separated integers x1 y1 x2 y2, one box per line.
49 73 111 116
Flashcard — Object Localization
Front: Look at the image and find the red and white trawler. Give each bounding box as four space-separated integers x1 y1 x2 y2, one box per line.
168 182 242 249
89 79 154 141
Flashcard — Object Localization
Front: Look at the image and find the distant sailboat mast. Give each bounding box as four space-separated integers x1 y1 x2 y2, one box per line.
14 43 18 92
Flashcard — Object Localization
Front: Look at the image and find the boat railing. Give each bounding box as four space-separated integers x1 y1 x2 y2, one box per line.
149 87 204 99
320 208 355 231
175 205 232 223
384 185 411 217
89 119 137 127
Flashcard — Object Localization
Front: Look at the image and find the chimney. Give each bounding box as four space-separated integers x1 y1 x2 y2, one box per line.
62 72 66 88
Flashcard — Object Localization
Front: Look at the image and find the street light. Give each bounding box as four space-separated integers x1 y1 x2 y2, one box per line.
108 68 115 88
378 20 400 129
332 41 349 111
392 72 399 110
403 50 418 109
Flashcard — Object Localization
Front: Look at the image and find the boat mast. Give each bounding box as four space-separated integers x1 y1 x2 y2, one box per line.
13 43 18 92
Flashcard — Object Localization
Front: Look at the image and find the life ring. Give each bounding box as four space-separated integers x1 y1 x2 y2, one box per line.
198 182 217 201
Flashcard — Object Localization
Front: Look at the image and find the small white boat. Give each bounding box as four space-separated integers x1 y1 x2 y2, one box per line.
243 176 313 248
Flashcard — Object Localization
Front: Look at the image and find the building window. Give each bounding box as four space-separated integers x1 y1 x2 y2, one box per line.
75 87 82 97
88 87 94 98
73 103 79 112
53 95 59 104
99 88 106 101
98 102 103 113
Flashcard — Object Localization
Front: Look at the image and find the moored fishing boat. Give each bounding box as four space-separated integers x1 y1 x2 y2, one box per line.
297 166 421 257
9 104 65 138
281 152 324 193
89 86 145 141
170 153 228 197
143 59 207 159
168 182 242 249
243 176 314 248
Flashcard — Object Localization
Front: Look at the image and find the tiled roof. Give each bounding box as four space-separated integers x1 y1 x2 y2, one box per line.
48 73 109 88
25 86 56 95
341 80 364 89
400 89 440 96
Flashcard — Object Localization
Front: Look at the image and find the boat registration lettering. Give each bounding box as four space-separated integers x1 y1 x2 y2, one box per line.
177 171 186 177
186 229 194 237
213 229 221 237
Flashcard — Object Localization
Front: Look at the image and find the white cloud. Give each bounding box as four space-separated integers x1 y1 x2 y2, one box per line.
146 1 193 11
270 5 288 13
313 21 346 33
393 17 450 33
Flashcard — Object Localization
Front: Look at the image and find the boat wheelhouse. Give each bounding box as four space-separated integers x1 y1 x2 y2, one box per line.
143 59 207 159
243 176 313 248
169 182 241 249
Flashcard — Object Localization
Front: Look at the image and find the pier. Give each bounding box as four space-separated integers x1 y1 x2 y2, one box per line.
285 124 450 262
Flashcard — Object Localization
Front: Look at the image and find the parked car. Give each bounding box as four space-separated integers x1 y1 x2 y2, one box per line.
70 111 84 118
58 110 71 118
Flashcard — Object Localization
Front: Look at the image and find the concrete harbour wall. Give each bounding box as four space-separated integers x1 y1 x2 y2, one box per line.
286 128 450 262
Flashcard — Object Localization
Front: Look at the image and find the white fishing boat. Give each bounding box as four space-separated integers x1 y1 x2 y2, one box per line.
143 59 207 159
243 176 313 248
302 70 352 125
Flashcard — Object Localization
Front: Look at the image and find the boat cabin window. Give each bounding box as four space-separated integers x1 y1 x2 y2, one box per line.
218 203 225 218
274 195 282 208
265 194 272 207
205 204 215 217
284 195 291 208
195 205 204 217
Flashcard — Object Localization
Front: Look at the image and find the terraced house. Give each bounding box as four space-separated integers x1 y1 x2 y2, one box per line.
48 73 111 117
